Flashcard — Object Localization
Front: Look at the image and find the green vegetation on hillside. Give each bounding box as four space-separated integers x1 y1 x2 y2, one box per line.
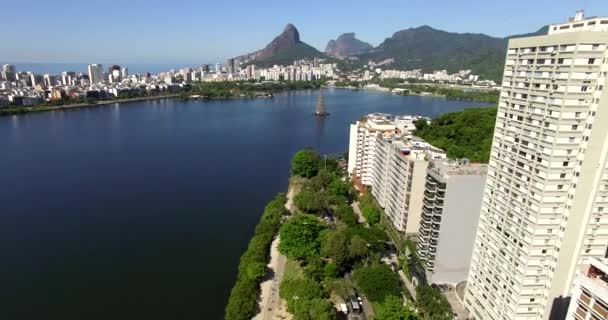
414 107 497 162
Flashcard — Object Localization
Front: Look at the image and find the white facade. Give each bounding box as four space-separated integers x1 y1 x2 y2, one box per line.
371 135 432 234
87 64 103 85
465 13 608 320
565 258 608 320
348 113 396 186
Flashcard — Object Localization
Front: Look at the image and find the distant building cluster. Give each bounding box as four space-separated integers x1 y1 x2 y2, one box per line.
360 67 496 87
0 63 185 107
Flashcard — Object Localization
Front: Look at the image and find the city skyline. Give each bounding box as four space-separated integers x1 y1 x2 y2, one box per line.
3 0 608 64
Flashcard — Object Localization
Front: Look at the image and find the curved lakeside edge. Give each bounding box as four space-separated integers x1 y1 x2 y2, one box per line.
224 191 290 320
0 94 180 117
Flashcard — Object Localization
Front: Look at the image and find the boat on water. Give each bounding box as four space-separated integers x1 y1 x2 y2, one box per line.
313 92 330 116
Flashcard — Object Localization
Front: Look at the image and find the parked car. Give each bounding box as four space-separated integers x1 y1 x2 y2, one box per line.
349 296 362 314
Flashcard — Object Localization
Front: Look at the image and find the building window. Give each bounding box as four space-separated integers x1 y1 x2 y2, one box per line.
582 86 589 92
563 162 569 167
588 58 596 65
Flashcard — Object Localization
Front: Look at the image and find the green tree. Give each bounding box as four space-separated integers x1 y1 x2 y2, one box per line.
372 295 419 320
321 229 349 270
224 280 258 320
279 278 325 312
293 298 336 320
414 107 497 163
279 215 325 259
362 205 381 225
294 189 325 214
353 265 401 302
323 263 339 279
416 285 452 320
291 149 321 178
348 235 369 260
303 257 325 282
327 177 349 198
333 203 358 226
240 261 266 282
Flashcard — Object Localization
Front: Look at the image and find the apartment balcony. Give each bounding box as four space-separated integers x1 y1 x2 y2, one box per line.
431 216 441 223
429 238 438 246
421 211 432 222
423 199 434 210
431 223 441 230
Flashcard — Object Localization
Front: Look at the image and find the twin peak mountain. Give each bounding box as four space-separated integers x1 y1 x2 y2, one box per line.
236 24 370 66
236 23 548 81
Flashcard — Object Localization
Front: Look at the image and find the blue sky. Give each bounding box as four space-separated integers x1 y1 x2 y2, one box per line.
2 0 607 64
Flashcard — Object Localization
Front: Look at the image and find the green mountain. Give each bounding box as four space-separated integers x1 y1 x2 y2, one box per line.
354 25 548 82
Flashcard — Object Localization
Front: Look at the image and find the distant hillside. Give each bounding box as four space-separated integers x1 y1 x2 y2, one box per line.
355 25 549 82
237 24 328 67
506 26 549 40
414 107 497 163
325 33 372 58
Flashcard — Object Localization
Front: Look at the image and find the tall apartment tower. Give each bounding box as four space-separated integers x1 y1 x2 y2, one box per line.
416 159 486 284
348 113 396 187
465 12 608 320
87 64 103 85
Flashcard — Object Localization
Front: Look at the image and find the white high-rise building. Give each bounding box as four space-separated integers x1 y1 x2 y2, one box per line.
465 12 608 320
87 64 103 84
372 134 432 234
416 159 486 284
121 67 129 79
348 113 396 187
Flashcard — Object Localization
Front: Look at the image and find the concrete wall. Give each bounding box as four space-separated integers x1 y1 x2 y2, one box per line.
432 174 486 284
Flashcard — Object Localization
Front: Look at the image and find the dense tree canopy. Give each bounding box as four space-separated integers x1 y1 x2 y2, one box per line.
348 235 369 260
321 229 350 270
293 298 336 320
372 295 419 320
279 215 325 259
280 278 327 314
353 265 401 302
291 149 321 178
294 189 325 214
416 285 452 320
414 107 497 163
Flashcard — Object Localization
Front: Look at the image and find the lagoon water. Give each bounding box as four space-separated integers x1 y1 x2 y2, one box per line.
0 89 486 319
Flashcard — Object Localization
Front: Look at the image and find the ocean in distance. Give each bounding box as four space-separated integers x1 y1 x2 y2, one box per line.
0 89 487 319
